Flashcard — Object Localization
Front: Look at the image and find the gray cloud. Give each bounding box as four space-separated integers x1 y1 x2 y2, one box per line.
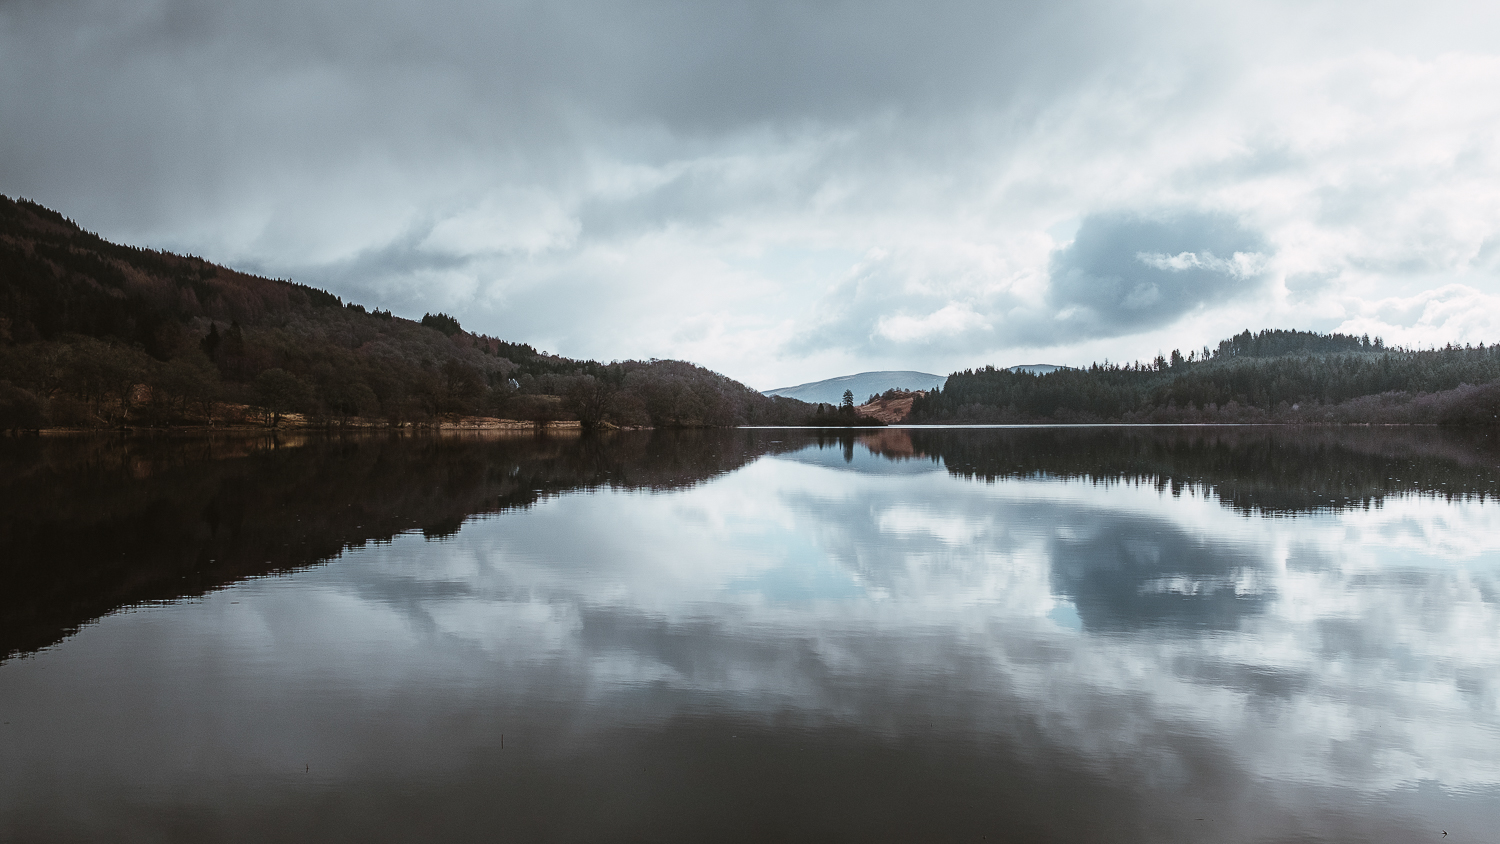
1046 212 1270 337
5 0 1500 384
0 0 1120 220
783 210 1272 360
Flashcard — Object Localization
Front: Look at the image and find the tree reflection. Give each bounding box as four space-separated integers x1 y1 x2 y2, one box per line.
4 425 1499 660
0 430 799 661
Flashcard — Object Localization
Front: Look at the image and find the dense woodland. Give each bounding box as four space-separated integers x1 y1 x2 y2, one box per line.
0 196 813 430
910 329 1500 425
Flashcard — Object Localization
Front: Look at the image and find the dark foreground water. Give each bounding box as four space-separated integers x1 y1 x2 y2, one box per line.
2 427 1499 843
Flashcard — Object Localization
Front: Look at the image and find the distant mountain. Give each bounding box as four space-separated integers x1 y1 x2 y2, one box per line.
764 371 947 406
1009 364 1067 375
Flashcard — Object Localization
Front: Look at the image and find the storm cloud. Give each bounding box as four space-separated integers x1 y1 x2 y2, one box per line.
4 0 1500 386
1047 212 1270 337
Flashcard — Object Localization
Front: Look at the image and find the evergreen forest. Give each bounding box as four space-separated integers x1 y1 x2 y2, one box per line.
910 329 1500 425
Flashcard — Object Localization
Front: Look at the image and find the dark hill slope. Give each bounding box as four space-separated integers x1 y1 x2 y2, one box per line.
0 197 347 355
0 196 809 429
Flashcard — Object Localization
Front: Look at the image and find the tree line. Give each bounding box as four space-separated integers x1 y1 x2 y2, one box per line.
0 196 814 431
909 329 1500 425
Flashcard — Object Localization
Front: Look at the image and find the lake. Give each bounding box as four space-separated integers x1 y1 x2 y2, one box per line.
2 426 1498 842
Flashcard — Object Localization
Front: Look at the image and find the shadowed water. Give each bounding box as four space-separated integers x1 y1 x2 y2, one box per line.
1 427 1498 842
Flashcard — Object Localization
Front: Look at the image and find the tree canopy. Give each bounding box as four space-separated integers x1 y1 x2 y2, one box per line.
910 333 1500 425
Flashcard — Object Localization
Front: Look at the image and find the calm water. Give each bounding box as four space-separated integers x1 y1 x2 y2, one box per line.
2 427 1499 842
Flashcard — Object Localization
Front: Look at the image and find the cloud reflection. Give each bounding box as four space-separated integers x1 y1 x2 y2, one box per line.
358 450 1500 793
3 432 1500 841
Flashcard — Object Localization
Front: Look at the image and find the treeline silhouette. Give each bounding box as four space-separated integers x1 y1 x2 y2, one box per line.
909 329 1500 424
0 196 811 430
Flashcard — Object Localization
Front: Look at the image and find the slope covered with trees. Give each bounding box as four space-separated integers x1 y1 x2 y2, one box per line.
909 329 1500 425
0 196 811 430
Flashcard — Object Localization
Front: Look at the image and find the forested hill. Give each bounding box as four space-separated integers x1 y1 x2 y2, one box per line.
909 329 1500 425
0 196 811 429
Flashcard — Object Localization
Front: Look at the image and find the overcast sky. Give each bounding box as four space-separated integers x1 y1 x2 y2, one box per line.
5 0 1500 388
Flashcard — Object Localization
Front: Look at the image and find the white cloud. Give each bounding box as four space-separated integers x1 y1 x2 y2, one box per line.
420 193 581 257
1334 284 1500 349
875 304 990 344
1135 250 1267 279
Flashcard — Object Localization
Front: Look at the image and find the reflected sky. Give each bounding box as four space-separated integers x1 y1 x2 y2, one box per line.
2 431 1499 842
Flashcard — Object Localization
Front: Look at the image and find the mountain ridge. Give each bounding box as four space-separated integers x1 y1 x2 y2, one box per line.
765 366 1069 407
764 370 947 406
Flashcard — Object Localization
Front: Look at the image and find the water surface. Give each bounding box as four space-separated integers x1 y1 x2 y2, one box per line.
2 427 1498 842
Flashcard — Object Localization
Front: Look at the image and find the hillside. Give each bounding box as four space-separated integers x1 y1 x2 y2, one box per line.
764 370 947 405
909 329 1500 425
856 389 926 424
0 196 812 430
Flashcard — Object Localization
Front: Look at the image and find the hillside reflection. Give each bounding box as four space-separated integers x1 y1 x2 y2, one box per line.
0 430 800 660
3 425 1499 659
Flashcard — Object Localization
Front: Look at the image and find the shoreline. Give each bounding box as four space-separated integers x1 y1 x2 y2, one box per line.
5 419 1467 437
16 417 588 436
